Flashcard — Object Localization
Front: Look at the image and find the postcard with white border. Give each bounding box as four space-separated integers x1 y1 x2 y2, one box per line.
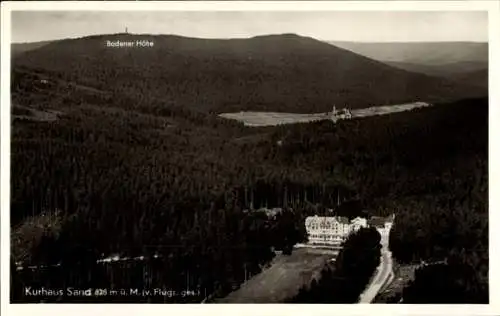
1 1 499 316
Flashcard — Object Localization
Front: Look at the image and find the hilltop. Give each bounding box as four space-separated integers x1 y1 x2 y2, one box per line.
13 33 485 113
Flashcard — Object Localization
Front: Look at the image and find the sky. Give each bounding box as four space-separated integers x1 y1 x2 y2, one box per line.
11 11 488 43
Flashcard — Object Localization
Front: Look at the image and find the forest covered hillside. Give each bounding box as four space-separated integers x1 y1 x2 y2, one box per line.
12 33 485 113
452 68 488 88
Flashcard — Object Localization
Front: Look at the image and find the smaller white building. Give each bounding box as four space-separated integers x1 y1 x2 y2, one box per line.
350 216 368 233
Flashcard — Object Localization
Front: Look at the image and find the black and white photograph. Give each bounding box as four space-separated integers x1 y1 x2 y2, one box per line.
1 1 497 312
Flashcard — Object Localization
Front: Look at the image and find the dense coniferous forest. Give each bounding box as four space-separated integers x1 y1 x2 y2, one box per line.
10 34 488 303
402 261 487 303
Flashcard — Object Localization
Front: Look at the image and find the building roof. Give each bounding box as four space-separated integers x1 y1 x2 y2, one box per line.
305 215 351 226
367 215 393 227
368 217 386 228
351 216 367 224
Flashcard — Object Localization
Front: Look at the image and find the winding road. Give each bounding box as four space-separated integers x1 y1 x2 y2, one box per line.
358 225 394 303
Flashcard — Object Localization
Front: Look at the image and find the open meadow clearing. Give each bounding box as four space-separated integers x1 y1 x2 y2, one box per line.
219 102 431 127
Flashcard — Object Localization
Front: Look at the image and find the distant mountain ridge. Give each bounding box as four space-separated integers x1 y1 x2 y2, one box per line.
12 33 486 113
12 40 53 57
385 61 487 77
329 41 488 90
329 41 488 65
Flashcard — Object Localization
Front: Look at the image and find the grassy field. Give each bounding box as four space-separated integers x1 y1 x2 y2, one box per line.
219 111 327 127
214 247 336 303
219 102 431 127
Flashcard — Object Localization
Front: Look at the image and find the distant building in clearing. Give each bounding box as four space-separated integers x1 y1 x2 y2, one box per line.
330 105 352 123
305 215 367 245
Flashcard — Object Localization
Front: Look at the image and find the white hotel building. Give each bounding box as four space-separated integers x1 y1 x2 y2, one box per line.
305 215 368 245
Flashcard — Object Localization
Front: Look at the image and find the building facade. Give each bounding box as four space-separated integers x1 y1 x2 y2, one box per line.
305 215 368 245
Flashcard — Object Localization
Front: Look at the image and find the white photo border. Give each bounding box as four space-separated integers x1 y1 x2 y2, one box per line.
1 1 499 316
